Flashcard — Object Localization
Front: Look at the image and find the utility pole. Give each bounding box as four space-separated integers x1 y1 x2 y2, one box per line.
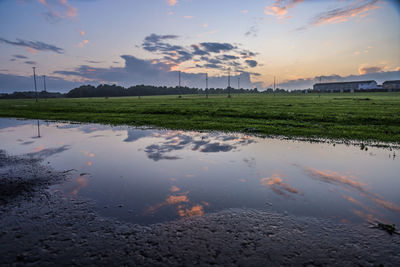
178 70 181 98
206 73 208 98
43 75 47 101
32 67 38 103
319 76 322 98
228 69 231 98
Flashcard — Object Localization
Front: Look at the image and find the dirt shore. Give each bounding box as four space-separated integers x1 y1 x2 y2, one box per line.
1 150 399 266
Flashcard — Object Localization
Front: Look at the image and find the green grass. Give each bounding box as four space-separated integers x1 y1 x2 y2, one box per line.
1 92 400 143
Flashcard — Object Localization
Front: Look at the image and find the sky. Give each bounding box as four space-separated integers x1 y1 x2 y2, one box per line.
0 0 399 92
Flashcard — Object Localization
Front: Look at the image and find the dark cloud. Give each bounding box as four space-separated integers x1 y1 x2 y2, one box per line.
13 55 28 59
86 60 103 64
142 34 191 64
191 44 209 56
245 60 258 67
0 38 64 54
24 61 36 65
200 142 234 153
26 145 70 159
199 42 236 53
219 55 239 60
123 129 152 142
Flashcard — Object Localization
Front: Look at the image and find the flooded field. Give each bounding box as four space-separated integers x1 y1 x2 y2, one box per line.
1 118 399 226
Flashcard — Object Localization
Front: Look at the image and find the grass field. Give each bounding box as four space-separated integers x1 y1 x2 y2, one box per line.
1 92 400 143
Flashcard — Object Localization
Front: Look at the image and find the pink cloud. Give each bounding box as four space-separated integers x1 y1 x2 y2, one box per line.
297 0 379 30
167 0 177 6
265 0 304 19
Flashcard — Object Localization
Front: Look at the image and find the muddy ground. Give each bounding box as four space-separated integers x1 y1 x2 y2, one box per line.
1 150 399 266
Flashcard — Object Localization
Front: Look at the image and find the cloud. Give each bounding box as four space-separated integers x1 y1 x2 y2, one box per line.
184 15 194 19
245 25 259 37
167 0 177 6
358 65 383 74
265 0 304 19
24 61 37 65
0 37 64 54
260 173 299 196
38 0 78 23
199 42 236 53
48 34 260 89
13 54 28 59
245 60 258 67
297 0 379 30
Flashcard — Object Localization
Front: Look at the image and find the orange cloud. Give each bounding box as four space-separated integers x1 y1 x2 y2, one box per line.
297 0 379 30
80 30 85 36
170 186 180 192
260 173 299 196
265 0 304 19
304 168 366 192
167 0 177 6
178 205 204 217
166 195 189 205
358 65 382 75
71 175 88 195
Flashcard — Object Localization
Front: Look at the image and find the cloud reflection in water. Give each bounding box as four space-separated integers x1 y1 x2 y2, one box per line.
260 173 299 196
303 166 400 222
144 132 255 161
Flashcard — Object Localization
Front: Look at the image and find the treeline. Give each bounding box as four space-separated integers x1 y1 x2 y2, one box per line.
65 84 260 98
1 84 313 99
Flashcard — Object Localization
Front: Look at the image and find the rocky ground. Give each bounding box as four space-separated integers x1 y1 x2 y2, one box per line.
1 150 399 266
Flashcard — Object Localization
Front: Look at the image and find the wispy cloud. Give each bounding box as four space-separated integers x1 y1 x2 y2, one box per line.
12 54 28 59
297 0 379 30
265 0 304 19
24 61 37 65
38 0 78 23
0 37 64 54
166 0 177 6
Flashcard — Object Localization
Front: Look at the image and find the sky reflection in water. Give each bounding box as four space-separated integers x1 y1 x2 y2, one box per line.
0 118 399 226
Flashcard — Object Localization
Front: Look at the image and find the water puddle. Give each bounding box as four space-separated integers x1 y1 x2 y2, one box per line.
1 118 399 225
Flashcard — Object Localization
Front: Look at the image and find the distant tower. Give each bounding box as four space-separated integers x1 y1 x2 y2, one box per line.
32 67 38 103
237 77 240 90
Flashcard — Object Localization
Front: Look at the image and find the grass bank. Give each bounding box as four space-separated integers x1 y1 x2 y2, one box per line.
1 93 400 143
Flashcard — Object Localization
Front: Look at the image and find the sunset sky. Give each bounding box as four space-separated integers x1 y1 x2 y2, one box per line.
0 0 399 92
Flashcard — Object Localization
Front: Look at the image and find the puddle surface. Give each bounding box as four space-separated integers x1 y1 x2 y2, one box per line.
1 118 399 225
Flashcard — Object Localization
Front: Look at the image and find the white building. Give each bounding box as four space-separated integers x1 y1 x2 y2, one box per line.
313 80 377 93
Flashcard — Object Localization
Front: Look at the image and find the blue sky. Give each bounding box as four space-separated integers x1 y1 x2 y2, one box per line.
0 0 399 92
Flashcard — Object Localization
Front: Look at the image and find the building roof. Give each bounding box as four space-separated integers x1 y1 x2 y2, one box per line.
383 80 400 84
314 80 376 86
